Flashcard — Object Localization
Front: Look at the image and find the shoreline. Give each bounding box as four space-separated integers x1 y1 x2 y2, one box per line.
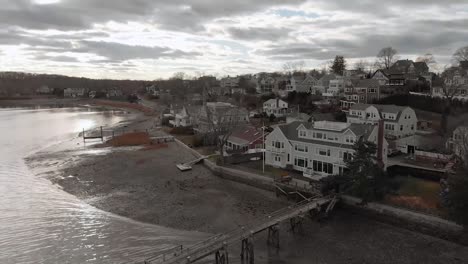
25 111 289 234
18 106 468 263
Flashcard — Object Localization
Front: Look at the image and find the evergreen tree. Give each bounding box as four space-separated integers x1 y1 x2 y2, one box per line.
337 138 388 203
330 55 346 76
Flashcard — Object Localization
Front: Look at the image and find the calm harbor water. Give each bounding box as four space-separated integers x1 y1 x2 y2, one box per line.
0 108 204 264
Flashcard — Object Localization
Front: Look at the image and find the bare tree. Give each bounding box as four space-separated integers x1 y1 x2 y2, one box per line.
282 61 305 75
203 106 246 164
354 60 369 71
439 67 463 134
376 47 398 69
171 72 186 80
453 45 468 63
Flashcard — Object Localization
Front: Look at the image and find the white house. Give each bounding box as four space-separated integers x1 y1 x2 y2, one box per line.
265 121 388 179
263 98 289 117
447 126 468 161
257 76 277 94
64 88 86 98
347 104 418 153
36 85 52 94
327 77 345 95
169 106 192 127
146 85 160 97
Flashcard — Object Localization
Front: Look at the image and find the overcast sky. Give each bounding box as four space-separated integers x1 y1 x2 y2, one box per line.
0 0 467 80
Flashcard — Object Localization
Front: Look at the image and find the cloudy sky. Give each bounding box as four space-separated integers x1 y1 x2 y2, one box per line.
0 0 467 80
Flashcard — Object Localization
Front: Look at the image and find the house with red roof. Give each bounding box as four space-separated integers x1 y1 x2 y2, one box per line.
224 126 267 154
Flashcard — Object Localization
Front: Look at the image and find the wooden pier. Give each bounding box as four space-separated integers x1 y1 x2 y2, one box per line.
144 195 336 264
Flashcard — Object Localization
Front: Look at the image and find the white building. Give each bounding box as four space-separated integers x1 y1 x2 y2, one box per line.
169 107 192 127
36 85 52 94
447 126 468 161
347 104 418 153
327 77 345 95
256 76 276 94
220 76 240 92
265 121 388 179
263 98 289 117
64 88 86 98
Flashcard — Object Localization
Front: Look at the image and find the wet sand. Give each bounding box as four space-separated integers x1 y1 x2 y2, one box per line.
26 117 289 234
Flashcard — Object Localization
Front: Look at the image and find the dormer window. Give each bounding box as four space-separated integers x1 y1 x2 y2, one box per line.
299 130 307 138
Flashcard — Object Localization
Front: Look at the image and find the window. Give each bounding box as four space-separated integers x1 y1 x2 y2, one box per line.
313 160 334 174
345 136 355 143
294 157 307 168
295 144 308 152
385 124 394 130
343 152 352 161
314 132 323 139
299 130 307 137
318 148 331 156
400 125 403 131
411 125 414 130
274 156 281 162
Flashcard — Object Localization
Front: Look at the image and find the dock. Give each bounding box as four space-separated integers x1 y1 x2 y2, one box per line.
144 195 336 264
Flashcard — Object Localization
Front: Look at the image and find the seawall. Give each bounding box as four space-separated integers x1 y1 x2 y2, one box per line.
175 139 466 245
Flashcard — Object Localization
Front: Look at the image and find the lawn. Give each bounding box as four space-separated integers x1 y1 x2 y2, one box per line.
384 176 444 215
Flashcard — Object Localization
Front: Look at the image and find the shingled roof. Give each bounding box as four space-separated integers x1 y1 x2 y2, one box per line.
277 121 375 149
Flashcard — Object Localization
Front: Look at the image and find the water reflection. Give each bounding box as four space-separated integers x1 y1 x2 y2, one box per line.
0 108 205 264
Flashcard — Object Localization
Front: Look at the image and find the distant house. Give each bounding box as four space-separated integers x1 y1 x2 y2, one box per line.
447 126 468 161
169 106 192 127
64 88 86 98
107 88 123 98
257 76 276 94
220 76 240 91
225 126 266 154
347 104 418 154
195 102 249 134
146 85 160 97
297 75 319 93
36 85 52 94
432 66 468 101
343 69 367 79
327 78 345 95
372 69 390 86
341 79 381 109
311 74 333 94
263 98 290 117
285 76 305 93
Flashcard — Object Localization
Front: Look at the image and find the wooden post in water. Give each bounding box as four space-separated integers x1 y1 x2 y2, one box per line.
100 126 103 142
83 128 85 143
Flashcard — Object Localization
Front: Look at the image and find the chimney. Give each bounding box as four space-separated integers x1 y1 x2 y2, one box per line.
377 119 385 168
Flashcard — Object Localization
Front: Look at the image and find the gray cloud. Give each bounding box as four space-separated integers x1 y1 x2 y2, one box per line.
0 29 201 61
0 0 306 31
33 54 80 63
227 27 289 41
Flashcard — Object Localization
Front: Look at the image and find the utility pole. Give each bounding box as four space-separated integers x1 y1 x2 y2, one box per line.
262 120 265 174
